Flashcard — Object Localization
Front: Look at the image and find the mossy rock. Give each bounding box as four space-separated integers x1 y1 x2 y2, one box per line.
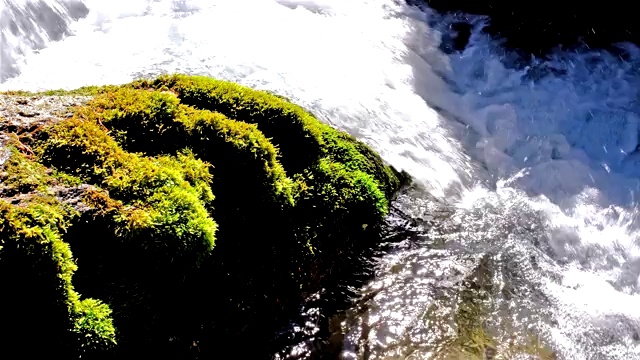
130 74 403 197
0 148 116 357
0 74 408 358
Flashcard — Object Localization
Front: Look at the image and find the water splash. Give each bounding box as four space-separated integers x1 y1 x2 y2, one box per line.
0 0 89 81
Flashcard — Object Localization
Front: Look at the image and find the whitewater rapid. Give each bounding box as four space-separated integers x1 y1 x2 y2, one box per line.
2 0 640 358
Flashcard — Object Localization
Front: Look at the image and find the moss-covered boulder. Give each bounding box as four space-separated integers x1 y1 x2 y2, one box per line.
0 74 408 358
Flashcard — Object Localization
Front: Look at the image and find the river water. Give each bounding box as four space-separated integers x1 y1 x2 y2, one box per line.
2 0 640 359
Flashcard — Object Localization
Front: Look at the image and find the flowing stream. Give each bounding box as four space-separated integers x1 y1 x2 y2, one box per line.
3 0 640 358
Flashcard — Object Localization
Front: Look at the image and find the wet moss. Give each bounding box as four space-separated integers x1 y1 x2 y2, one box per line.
79 87 294 209
1 146 52 194
0 74 407 358
29 117 217 353
124 75 407 263
131 74 405 197
0 150 116 357
293 158 388 263
36 118 217 263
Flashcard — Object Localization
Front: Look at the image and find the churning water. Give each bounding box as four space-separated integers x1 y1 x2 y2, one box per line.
3 0 640 358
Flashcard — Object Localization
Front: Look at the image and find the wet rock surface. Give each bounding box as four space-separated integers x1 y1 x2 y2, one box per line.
0 94 91 158
0 94 92 209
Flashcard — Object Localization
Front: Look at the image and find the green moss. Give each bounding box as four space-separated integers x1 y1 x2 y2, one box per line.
77 79 402 262
36 117 217 266
72 298 117 353
184 107 295 207
1 147 51 194
319 129 403 199
81 74 405 298
131 74 324 174
0 74 408 357
157 150 214 204
75 85 305 349
0 193 116 357
0 146 84 196
133 76 398 181
76 87 185 151
294 159 387 249
29 117 217 354
126 74 404 241
89 75 402 210
81 87 294 209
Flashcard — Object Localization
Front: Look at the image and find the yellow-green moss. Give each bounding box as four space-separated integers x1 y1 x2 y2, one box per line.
293 158 388 254
0 146 83 196
130 74 403 198
73 79 402 261
76 76 403 217
1 147 51 194
36 117 217 265
0 74 408 357
0 149 115 355
131 74 324 173
72 298 117 352
19 115 218 354
156 149 214 204
78 87 294 208
0 191 116 356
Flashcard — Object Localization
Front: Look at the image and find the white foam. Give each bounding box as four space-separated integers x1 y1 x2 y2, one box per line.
0 0 89 81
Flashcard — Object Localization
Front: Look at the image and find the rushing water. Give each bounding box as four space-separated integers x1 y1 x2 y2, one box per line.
3 0 640 359
0 0 88 81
